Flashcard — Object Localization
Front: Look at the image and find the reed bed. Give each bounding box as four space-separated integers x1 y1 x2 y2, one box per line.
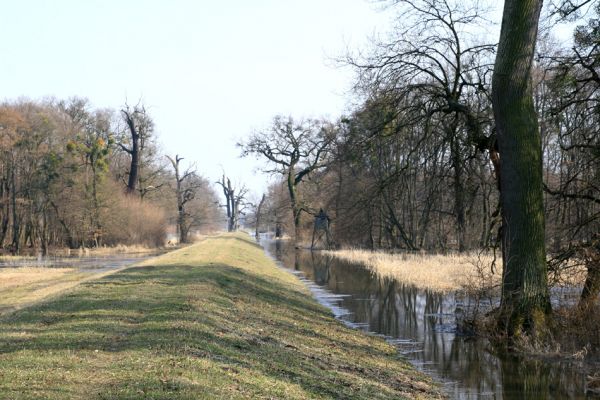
324 249 499 293
325 249 588 294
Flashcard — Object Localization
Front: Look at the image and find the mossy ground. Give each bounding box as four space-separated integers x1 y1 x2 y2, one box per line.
0 233 442 399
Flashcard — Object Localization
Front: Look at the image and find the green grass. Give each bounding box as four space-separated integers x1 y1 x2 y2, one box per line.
0 233 442 399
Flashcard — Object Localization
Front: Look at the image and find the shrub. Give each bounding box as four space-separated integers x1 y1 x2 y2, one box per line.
101 192 167 247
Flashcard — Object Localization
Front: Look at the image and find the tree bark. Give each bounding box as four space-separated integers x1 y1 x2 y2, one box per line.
580 242 600 304
287 164 302 247
450 128 467 252
168 155 189 243
255 194 266 238
491 0 551 338
122 110 140 195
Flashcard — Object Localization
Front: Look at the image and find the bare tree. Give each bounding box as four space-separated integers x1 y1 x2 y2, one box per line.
345 0 497 252
543 3 600 306
118 103 153 195
240 116 334 247
217 175 247 232
166 155 201 243
255 193 266 238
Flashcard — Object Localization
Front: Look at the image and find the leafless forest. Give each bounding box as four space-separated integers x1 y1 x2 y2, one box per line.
0 99 222 252
242 0 599 344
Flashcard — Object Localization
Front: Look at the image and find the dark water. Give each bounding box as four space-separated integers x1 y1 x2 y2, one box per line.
262 238 597 399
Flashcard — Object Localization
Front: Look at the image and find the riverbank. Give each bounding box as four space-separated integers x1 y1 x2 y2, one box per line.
0 233 442 399
324 247 600 390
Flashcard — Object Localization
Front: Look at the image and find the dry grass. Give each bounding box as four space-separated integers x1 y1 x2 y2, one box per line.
324 249 501 293
0 255 38 261
552 302 600 359
325 249 589 294
0 267 93 314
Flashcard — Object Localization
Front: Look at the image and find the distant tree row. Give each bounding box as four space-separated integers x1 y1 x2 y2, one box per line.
0 98 221 253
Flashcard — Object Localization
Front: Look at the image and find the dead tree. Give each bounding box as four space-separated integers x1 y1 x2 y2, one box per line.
255 193 266 238
217 175 247 232
119 103 153 195
167 155 199 243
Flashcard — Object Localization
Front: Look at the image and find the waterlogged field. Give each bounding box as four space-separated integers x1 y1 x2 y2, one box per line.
0 267 94 314
0 233 441 399
0 252 164 315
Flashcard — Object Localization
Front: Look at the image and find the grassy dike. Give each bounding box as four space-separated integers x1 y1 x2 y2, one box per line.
0 233 442 399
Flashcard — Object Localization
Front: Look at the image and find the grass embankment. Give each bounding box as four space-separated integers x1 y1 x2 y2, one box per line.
0 233 442 399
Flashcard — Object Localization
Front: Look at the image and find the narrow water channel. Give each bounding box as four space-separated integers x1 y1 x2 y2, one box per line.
262 238 595 399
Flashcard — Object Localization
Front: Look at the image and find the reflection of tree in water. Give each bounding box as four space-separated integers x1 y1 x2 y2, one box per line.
264 240 589 399
500 356 586 399
274 239 283 260
421 290 447 369
294 248 300 271
310 251 330 285
444 335 502 397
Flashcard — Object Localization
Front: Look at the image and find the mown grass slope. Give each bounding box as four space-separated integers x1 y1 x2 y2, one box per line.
0 233 442 399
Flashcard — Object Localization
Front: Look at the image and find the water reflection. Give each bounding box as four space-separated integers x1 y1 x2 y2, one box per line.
0 252 164 272
263 238 593 399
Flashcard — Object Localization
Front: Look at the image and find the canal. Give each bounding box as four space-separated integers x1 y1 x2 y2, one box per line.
263 238 595 399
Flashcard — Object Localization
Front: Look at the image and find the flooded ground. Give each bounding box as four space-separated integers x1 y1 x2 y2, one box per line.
262 238 597 399
0 251 165 314
0 252 164 272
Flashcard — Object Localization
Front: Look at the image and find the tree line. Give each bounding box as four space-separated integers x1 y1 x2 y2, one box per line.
0 98 221 254
243 0 599 341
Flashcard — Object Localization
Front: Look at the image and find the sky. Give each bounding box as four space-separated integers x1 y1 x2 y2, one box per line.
0 0 396 197
0 1 575 198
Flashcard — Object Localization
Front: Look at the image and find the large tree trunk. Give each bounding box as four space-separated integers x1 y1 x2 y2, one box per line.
491 0 551 338
450 129 467 252
287 166 302 248
122 111 140 195
580 243 600 305
255 194 266 239
169 156 189 244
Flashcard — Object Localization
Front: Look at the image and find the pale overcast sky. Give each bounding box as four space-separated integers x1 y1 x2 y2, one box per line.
0 0 395 196
1 1 574 197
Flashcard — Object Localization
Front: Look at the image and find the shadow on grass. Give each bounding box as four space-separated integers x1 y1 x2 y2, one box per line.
0 261 434 399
